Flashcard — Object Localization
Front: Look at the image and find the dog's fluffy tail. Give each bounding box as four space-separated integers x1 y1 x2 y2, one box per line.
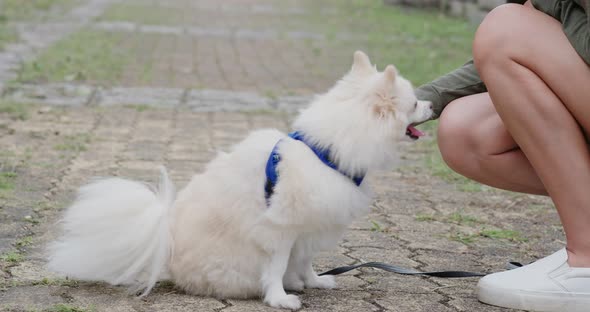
47 167 175 296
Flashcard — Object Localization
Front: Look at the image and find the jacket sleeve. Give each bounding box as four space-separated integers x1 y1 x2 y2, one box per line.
414 60 487 119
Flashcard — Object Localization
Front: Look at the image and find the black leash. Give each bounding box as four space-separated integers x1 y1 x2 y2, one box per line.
319 261 523 278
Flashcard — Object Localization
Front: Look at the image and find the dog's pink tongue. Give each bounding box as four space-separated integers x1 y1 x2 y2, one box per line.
407 125 425 137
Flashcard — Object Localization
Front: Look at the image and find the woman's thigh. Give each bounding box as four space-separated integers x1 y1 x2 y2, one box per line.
474 3 590 133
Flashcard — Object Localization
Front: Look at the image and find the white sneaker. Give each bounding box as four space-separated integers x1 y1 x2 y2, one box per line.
477 249 590 312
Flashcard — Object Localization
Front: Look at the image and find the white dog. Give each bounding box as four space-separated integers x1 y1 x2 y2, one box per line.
47 51 433 310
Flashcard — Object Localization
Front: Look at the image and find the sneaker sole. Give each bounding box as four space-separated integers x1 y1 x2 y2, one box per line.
478 282 590 312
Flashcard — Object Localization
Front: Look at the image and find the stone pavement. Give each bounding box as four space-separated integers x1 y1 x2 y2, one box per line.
0 1 563 311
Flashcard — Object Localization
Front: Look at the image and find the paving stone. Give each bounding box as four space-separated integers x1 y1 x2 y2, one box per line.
6 83 94 106
187 89 273 112
0 0 116 88
96 87 183 107
94 21 137 32
376 293 455 312
301 290 378 311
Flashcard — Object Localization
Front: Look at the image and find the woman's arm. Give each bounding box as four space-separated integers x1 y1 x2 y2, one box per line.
415 60 487 119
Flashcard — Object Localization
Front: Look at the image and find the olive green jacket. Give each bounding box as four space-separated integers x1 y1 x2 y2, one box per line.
415 0 589 119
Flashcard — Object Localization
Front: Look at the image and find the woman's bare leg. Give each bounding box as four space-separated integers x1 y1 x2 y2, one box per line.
438 92 547 195
473 3 590 266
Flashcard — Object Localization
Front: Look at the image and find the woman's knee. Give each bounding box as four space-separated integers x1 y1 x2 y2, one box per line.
473 4 525 71
437 103 481 175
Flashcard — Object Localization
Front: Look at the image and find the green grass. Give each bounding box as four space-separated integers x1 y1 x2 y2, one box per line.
370 220 383 232
124 104 151 112
415 213 436 222
0 23 17 50
327 1 475 85
447 212 480 226
0 0 76 21
23 215 40 225
17 30 128 85
100 3 181 25
449 231 477 244
1 251 24 263
450 228 527 245
415 211 481 226
0 171 17 191
99 0 474 87
15 236 33 248
0 0 76 49
34 277 79 287
0 101 31 120
480 229 528 242
54 133 91 152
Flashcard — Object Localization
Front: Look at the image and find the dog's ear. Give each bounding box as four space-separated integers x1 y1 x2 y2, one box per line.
372 65 398 119
382 65 397 87
351 51 376 76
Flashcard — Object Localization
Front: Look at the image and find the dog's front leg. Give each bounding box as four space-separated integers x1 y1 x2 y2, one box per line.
298 245 336 289
261 236 301 310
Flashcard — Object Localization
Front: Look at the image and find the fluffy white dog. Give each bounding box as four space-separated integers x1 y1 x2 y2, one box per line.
47 51 433 310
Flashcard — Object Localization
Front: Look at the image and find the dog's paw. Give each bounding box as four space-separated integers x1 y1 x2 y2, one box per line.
265 294 301 310
305 274 336 289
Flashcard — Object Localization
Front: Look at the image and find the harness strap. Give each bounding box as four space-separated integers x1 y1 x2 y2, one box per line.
265 131 365 202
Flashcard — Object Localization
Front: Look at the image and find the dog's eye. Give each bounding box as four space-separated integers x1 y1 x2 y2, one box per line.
413 101 418 110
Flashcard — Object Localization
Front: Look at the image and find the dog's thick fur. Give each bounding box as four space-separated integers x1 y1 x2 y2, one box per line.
47 51 433 310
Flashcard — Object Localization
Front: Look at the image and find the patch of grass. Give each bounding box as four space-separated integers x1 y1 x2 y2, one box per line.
0 0 76 49
446 212 480 226
480 229 527 243
35 200 60 212
449 228 527 245
45 304 93 312
264 90 278 101
312 46 322 56
0 0 76 21
300 0 474 85
17 30 128 85
0 101 31 120
124 104 150 112
23 215 40 225
15 236 33 247
415 213 436 222
100 3 181 25
370 220 383 232
0 23 17 50
0 171 17 191
449 231 477 245
35 277 79 287
415 212 482 226
54 133 91 152
1 251 24 263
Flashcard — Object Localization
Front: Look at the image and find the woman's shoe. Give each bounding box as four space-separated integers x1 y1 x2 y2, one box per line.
477 249 590 312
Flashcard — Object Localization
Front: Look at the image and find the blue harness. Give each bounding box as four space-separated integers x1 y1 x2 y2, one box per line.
264 131 365 202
